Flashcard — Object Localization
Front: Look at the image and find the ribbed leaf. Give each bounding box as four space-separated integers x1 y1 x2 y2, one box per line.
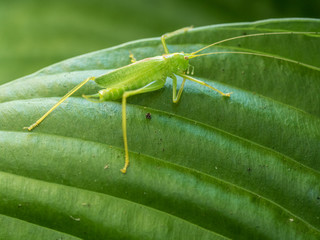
1 18 320 239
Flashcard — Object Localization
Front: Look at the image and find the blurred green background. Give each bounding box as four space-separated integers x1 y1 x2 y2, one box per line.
0 0 319 84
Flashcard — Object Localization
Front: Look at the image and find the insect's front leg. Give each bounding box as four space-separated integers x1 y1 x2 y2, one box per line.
161 26 193 54
177 73 232 97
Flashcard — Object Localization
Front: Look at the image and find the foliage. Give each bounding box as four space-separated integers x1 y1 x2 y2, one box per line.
0 18 320 239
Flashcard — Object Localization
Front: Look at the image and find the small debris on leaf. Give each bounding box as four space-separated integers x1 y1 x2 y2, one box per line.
146 112 152 120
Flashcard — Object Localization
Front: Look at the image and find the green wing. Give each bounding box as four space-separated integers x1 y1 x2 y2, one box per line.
95 56 168 89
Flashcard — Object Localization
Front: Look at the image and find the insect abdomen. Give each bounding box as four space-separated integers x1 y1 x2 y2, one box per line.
99 87 125 101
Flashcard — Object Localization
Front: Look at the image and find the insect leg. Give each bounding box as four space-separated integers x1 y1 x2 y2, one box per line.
24 77 95 131
161 26 193 54
129 52 137 63
171 74 186 103
177 73 232 97
120 79 165 173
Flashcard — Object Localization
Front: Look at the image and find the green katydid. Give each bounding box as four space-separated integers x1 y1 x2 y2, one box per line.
24 27 320 173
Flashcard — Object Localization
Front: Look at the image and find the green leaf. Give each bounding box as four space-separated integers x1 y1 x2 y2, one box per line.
1 18 320 239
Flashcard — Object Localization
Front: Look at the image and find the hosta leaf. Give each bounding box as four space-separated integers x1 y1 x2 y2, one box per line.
1 18 320 239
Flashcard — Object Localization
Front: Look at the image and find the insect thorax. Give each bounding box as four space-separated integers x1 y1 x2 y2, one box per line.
163 53 189 74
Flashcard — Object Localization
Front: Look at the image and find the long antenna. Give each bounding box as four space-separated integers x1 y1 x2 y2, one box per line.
191 31 319 55
189 51 320 72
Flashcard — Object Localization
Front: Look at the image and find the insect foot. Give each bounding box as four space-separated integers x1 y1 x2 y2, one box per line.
223 92 233 97
120 157 129 174
23 123 38 131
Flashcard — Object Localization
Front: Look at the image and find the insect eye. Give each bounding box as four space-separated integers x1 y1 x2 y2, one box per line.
184 56 189 60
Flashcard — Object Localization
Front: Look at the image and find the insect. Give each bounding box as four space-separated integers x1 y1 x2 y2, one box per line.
24 27 319 173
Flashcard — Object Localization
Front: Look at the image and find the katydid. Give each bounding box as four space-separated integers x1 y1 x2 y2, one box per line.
24 27 320 173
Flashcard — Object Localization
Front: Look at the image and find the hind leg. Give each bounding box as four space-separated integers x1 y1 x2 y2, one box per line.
120 79 165 173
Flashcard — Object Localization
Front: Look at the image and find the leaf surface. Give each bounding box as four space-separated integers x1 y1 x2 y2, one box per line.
1 18 320 239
